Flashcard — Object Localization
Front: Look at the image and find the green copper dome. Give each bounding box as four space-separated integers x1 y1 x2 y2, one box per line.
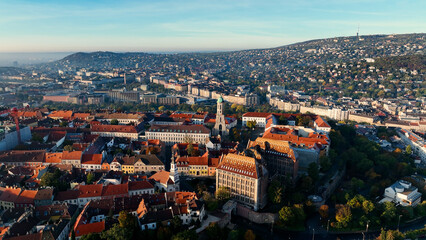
217 96 223 103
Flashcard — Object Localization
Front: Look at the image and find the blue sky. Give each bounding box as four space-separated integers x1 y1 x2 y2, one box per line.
0 0 424 52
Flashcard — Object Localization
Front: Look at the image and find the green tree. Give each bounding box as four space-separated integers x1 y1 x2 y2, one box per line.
268 179 284 204
378 229 404 240
216 187 231 201
31 133 44 143
186 143 195 156
319 155 331 172
406 145 412 155
171 216 183 232
308 162 319 182
59 121 68 127
381 202 397 225
63 145 74 152
118 211 137 230
335 204 352 228
247 120 257 129
278 115 288 125
87 172 95 184
171 229 197 240
110 119 119 125
101 224 131 240
362 200 374 215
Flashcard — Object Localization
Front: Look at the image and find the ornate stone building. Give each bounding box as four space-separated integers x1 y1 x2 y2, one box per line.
216 153 268 211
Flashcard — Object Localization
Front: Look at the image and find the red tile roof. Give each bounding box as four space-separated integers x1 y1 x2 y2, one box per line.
128 181 154 191
78 184 103 198
91 124 138 133
148 124 210 134
62 151 82 160
15 190 37 205
242 112 272 118
74 221 105 237
0 187 22 202
101 184 128 197
81 154 103 165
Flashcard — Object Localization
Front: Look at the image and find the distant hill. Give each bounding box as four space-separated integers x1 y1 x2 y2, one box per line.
43 33 425 72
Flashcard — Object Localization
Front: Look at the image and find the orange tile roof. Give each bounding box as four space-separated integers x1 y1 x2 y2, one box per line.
72 113 91 120
74 221 105 237
315 116 331 128
149 170 173 185
15 189 37 205
176 156 208 166
81 154 103 165
78 184 103 198
0 188 22 202
263 127 329 148
45 152 63 164
6 232 43 240
217 153 258 178
49 110 73 119
62 151 82 160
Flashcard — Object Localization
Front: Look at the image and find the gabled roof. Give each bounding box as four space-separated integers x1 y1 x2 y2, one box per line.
78 184 103 198
101 184 128 197
91 124 138 133
242 112 272 118
81 154 103 165
74 221 105 237
148 124 210 134
149 171 174 185
0 187 22 202
122 154 164 166
0 150 45 163
34 188 53 201
128 181 154 191
54 190 78 201
48 110 73 120
15 189 38 205
45 152 63 164
62 151 82 160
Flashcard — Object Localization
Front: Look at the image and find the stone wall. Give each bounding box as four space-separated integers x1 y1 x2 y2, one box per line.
235 204 278 224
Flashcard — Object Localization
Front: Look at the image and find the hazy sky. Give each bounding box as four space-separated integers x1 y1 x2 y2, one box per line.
0 0 424 52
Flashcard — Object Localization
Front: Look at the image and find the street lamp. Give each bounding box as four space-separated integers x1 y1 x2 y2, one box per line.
366 220 370 232
398 215 402 231
312 228 315 240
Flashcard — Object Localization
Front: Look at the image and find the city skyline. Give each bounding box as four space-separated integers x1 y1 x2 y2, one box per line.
0 0 425 53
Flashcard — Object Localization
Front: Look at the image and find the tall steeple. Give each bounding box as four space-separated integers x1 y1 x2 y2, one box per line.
170 156 179 190
213 96 228 136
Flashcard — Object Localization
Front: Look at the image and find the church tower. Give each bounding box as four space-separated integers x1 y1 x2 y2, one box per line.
170 156 179 190
213 96 228 136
